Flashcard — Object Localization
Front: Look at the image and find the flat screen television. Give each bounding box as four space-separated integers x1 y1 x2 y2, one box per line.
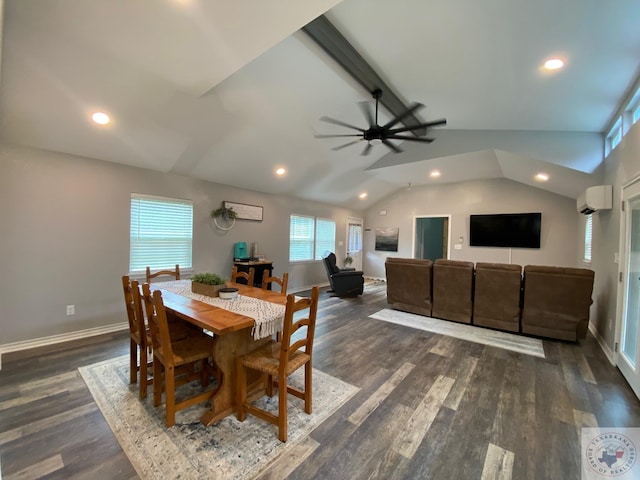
469 212 541 248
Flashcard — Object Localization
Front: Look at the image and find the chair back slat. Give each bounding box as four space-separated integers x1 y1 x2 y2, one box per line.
261 270 288 295
231 266 255 286
140 283 174 361
279 288 319 366
146 264 181 283
122 275 146 340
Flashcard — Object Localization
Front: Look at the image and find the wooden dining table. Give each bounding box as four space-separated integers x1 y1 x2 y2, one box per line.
155 282 287 426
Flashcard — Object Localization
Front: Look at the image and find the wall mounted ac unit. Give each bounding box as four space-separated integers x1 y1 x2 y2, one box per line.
577 185 613 215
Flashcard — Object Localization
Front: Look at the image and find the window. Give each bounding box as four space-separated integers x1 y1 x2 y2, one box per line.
129 194 193 273
348 222 363 253
633 102 640 125
606 119 622 157
289 214 336 261
584 214 593 263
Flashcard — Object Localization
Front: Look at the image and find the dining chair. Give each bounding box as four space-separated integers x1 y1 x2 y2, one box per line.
261 270 289 295
236 286 319 442
140 283 217 427
146 264 181 283
231 266 255 287
122 275 153 399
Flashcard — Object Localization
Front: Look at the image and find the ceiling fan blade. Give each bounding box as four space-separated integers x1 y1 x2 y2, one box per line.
361 142 373 156
358 101 375 127
382 139 403 154
387 118 447 135
382 102 424 129
332 139 363 151
387 135 434 143
315 134 362 138
320 116 365 132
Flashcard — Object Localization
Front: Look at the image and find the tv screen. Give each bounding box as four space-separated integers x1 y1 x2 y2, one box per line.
469 213 541 248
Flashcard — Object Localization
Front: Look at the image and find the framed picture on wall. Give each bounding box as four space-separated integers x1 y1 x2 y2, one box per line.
375 227 399 252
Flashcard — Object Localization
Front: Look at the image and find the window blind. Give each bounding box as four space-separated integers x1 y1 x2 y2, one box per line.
315 218 336 260
348 223 363 252
130 194 193 272
584 214 593 263
289 215 315 261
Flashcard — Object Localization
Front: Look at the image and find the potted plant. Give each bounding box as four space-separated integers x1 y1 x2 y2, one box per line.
211 205 237 231
191 272 227 297
344 254 353 267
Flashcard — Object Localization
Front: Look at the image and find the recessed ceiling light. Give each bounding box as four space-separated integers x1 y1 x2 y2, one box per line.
535 173 549 182
275 167 286 176
430 170 441 178
359 192 368 199
543 58 564 71
92 112 110 125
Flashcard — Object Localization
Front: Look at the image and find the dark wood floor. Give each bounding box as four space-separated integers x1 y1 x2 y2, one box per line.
2 282 640 479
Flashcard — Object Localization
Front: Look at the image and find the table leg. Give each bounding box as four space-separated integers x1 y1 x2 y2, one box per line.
200 329 269 426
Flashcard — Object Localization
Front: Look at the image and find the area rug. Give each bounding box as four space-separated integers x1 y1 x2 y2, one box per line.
79 356 358 479
370 309 545 358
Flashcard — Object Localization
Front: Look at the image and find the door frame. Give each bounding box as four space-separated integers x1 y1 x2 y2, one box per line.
615 174 640 398
412 214 451 260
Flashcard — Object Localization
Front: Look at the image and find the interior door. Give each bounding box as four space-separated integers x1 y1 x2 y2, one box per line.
414 216 450 261
618 179 640 398
347 217 363 271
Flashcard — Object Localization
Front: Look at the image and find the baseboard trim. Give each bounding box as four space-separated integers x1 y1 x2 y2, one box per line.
0 322 129 370
589 321 615 365
289 281 330 294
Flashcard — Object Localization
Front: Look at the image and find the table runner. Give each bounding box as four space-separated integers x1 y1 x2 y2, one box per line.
153 280 285 340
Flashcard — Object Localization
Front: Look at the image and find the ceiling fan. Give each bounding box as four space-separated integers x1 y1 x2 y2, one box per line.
315 89 447 155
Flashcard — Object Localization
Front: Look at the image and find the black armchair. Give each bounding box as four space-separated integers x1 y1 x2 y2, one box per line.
322 251 364 296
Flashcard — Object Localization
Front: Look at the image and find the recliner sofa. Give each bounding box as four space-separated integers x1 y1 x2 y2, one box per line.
385 257 433 316
322 251 364 296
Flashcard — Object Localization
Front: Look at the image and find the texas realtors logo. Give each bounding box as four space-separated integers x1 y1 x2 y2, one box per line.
585 432 637 477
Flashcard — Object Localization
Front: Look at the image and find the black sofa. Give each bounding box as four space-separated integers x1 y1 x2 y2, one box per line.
322 251 364 296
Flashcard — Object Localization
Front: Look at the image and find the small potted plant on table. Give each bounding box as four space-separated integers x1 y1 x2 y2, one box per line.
191 273 227 297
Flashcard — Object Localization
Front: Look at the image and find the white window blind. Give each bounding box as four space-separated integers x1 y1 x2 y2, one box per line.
315 218 336 260
348 223 363 253
584 214 593 263
130 194 193 273
289 215 315 261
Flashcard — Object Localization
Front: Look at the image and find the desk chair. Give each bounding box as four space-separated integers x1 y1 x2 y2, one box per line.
236 286 319 442
261 271 289 295
140 283 216 427
122 275 153 399
146 264 181 284
231 266 255 287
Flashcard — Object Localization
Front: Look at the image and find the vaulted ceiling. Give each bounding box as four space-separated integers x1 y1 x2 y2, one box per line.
2 0 639 210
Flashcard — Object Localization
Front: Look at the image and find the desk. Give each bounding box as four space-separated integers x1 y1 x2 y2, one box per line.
157 282 286 426
233 260 273 288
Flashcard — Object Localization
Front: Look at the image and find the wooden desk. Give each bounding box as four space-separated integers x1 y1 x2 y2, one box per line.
157 283 286 426
233 261 273 288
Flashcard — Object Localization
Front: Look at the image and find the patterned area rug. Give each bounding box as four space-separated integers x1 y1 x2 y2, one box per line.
370 308 545 358
79 356 358 479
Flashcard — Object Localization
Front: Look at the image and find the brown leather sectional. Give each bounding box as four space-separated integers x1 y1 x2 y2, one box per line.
385 257 595 342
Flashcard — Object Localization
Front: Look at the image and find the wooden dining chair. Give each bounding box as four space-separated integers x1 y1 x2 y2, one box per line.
146 264 181 283
140 283 216 427
122 275 153 399
236 286 319 442
231 266 255 287
261 271 289 295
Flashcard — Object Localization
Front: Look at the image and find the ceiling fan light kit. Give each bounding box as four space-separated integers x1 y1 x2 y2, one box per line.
316 89 446 155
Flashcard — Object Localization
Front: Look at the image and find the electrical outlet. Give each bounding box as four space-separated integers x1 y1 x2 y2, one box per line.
66 305 75 316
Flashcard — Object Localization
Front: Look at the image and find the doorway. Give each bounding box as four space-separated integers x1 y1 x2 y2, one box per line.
346 217 364 271
414 216 450 261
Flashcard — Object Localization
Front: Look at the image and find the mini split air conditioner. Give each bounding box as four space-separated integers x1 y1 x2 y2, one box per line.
577 185 613 215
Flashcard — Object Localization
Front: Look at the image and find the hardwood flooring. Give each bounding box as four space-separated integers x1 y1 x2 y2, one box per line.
2 282 640 479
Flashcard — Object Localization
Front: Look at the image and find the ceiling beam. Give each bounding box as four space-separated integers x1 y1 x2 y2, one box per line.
302 15 425 135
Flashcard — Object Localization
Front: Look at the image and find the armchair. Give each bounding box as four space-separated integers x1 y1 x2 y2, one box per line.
322 251 364 296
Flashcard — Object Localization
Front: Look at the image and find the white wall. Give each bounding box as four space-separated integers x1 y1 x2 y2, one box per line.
591 121 640 349
363 177 580 279
0 145 361 344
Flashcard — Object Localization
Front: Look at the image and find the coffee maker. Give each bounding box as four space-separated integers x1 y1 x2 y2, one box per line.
234 242 250 261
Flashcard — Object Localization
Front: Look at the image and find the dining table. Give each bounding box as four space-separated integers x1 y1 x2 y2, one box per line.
152 280 287 426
